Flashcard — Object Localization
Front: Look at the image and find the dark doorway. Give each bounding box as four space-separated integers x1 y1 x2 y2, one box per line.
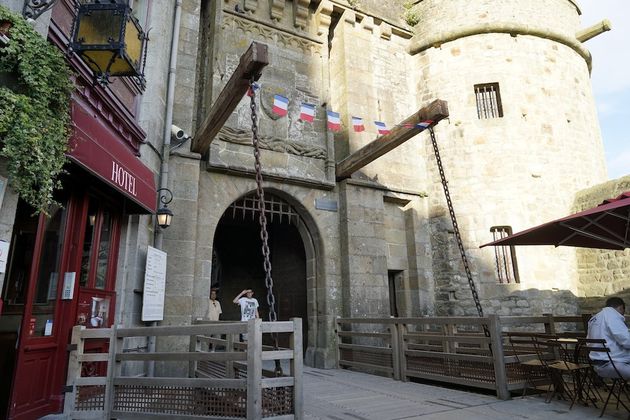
212 193 308 352
388 270 402 318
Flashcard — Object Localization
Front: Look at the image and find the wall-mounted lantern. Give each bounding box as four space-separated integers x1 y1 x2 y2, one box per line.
69 0 148 88
156 188 173 229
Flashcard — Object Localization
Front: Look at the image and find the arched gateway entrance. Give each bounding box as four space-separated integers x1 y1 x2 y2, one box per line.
211 191 315 353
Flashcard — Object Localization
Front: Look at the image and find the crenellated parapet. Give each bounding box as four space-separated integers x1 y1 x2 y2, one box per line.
270 0 285 21
294 0 311 29
315 0 333 36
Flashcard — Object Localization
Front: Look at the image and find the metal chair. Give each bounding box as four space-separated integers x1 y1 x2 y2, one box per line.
534 334 574 403
506 332 552 398
579 338 630 417
545 338 596 409
573 338 604 409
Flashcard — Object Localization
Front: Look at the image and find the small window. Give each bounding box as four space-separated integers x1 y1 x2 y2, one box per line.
490 226 519 284
475 83 503 119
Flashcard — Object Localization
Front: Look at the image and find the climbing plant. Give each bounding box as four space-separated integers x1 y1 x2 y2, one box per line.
402 1 420 27
0 6 73 213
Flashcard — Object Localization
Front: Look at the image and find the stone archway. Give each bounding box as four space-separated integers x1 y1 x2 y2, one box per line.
211 190 318 357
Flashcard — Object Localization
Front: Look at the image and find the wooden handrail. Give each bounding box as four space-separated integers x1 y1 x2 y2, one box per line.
64 319 303 419
336 314 588 400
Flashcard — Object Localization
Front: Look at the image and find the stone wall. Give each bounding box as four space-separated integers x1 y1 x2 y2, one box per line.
409 0 607 316
206 1 331 184
148 0 615 375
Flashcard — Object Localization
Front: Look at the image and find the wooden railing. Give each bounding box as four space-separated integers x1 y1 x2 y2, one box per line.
64 318 302 419
336 314 589 400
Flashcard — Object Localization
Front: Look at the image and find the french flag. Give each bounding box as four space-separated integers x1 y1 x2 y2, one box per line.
374 121 390 135
352 116 365 132
417 120 433 129
300 103 316 122
327 111 341 132
272 95 289 117
246 82 260 97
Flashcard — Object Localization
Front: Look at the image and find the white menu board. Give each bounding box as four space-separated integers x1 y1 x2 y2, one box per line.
141 246 167 321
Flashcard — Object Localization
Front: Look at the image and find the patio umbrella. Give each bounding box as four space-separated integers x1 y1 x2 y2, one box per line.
480 192 630 250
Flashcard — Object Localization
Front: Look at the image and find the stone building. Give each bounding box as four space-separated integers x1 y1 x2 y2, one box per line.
0 0 625 417
159 0 613 370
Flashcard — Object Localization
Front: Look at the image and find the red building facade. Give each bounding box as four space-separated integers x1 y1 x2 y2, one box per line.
0 2 156 419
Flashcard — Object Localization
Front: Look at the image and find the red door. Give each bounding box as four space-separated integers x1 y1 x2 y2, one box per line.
1 192 121 420
4 202 70 420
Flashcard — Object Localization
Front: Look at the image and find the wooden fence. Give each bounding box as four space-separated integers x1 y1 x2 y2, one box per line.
336 314 590 400
64 318 302 419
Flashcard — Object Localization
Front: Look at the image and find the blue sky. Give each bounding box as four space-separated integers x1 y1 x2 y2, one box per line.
580 0 630 179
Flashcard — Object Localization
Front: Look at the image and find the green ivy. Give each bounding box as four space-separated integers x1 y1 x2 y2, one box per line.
402 1 420 27
0 6 73 213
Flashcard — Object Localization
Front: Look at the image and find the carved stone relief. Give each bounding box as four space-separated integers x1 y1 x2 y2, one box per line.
217 126 327 159
221 12 322 55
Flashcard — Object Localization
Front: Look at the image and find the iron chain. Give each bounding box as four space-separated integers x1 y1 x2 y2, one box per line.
249 79 277 324
428 127 490 338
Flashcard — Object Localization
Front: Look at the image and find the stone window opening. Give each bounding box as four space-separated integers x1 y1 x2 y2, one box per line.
490 226 520 284
475 83 503 119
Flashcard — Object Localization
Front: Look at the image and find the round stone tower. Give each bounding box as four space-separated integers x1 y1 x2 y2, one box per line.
408 0 607 315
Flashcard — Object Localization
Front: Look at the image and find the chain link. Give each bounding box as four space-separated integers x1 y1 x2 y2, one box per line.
249 79 277 324
428 127 490 338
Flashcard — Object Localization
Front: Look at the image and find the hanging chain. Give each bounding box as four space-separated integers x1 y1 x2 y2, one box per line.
249 79 277 324
249 79 283 377
428 127 490 339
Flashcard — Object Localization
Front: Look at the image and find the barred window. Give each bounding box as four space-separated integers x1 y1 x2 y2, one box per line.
475 83 503 119
490 226 519 284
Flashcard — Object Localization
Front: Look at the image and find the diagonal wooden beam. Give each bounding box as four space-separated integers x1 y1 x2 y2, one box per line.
335 99 449 181
192 42 269 154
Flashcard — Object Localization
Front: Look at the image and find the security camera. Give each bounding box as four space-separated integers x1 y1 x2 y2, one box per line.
171 125 189 142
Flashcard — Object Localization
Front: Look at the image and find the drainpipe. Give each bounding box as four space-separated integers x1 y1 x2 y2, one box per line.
147 0 182 377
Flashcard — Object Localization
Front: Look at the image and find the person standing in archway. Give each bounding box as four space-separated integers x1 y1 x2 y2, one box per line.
233 289 259 341
207 289 222 321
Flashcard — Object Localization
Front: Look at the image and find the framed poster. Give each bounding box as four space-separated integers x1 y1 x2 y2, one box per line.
141 246 167 321
76 289 115 328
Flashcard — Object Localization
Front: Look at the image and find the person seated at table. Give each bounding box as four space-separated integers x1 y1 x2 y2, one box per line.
587 297 630 378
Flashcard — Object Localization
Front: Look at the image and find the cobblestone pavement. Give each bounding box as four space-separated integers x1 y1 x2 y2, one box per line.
304 367 628 419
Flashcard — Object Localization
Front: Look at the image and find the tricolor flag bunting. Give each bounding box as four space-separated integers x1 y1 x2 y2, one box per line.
300 103 316 122
327 111 341 131
417 120 433 129
352 116 365 132
374 121 390 135
272 95 289 117
246 82 260 97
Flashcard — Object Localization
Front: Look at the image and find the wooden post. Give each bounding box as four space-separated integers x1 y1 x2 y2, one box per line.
188 331 201 378
398 323 408 382
443 323 456 353
389 323 400 381
489 315 510 400
104 326 120 417
192 42 269 154
63 325 85 415
335 99 449 180
226 332 235 379
542 313 556 335
335 316 341 369
246 318 262 419
290 318 304 420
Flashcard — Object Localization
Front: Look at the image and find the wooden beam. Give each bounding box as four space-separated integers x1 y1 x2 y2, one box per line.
191 42 269 154
335 99 449 180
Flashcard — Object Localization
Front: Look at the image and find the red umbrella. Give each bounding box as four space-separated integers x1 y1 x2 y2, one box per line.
480 192 630 250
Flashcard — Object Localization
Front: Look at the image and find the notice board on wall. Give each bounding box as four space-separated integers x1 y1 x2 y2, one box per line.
141 246 167 321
